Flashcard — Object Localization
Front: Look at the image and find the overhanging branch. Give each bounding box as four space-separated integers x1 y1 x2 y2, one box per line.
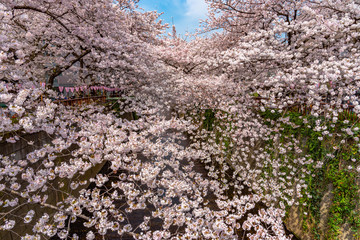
48 49 91 86
5 187 91 221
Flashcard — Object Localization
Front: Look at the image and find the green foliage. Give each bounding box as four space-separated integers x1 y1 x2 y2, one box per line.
203 109 215 131
326 146 359 239
251 92 259 97
188 106 359 239
259 109 282 122
260 108 360 239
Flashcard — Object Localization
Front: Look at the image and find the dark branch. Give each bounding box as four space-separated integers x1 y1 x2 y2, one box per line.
48 49 91 87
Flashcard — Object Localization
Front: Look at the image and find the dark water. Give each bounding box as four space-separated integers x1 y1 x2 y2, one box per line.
49 103 298 239
50 133 298 240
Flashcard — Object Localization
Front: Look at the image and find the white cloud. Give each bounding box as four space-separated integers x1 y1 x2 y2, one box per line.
185 0 208 18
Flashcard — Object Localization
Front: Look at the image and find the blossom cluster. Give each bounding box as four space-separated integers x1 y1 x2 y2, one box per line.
1 0 359 239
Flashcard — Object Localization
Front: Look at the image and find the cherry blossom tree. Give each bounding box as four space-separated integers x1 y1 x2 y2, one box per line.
0 0 166 88
158 0 360 238
1 0 359 239
165 1 359 237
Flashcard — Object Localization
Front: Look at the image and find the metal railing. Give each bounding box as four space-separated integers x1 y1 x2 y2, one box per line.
53 96 107 106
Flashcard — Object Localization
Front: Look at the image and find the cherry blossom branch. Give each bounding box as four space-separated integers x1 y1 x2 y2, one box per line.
4 188 90 221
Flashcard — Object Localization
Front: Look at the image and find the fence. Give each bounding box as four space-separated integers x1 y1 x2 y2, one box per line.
53 95 107 106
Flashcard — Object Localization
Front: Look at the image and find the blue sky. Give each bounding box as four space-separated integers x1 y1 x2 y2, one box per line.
137 0 208 38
